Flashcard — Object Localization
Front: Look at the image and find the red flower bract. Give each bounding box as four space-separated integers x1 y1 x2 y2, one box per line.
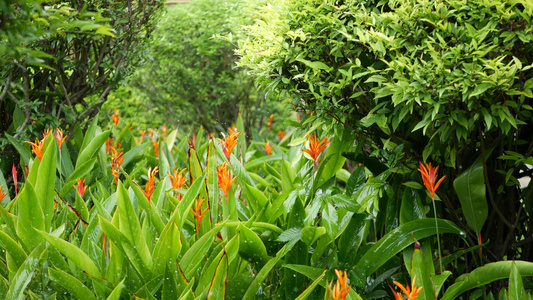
418 161 446 199
301 132 329 167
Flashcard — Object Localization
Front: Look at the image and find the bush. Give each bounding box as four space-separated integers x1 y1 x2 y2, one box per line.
239 0 533 274
127 0 277 134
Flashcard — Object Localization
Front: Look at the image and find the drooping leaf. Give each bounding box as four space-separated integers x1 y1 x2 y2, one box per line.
453 155 488 233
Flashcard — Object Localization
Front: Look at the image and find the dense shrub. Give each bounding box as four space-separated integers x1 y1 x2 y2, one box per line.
127 0 279 134
0 0 164 172
239 0 533 293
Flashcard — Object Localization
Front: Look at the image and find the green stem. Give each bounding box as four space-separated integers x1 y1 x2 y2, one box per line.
432 197 443 273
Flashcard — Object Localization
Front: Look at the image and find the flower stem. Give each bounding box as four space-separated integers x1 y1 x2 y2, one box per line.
432 197 443 273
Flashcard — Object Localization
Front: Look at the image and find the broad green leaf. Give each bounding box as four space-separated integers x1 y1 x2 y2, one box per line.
5 133 32 165
99 217 151 280
238 225 270 268
6 242 46 300
207 252 228 300
295 269 327 300
80 114 100 152
181 223 224 279
508 262 526 300
243 241 297 299
106 278 125 300
300 226 326 246
243 183 268 213
37 229 101 277
0 230 27 271
116 181 152 272
152 222 181 276
442 261 533 299
410 248 436 300
76 130 111 169
59 157 96 198
16 182 44 250
35 134 56 229
121 142 150 169
453 155 488 233
48 267 97 300
175 171 206 229
352 219 464 287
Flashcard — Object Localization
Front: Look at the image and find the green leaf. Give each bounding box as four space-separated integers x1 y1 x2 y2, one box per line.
121 142 150 169
442 261 533 300
35 134 56 229
116 181 153 271
207 252 228 300
16 182 44 250
5 133 31 165
37 229 101 277
48 267 97 300
509 262 526 300
352 219 464 287
76 130 111 169
300 226 326 246
59 158 97 197
181 223 224 279
106 278 125 300
99 216 151 280
295 269 327 300
243 183 268 213
238 225 270 268
243 241 297 299
410 248 436 300
453 155 488 233
469 83 492 98
6 242 47 300
0 230 27 272
152 222 181 276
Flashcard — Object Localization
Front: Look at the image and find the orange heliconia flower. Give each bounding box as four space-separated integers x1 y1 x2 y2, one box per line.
263 141 274 156
268 114 274 132
112 109 120 126
12 164 18 195
139 130 146 142
217 162 236 200
161 125 167 137
301 132 329 167
217 131 241 161
418 161 446 199
152 140 159 157
169 168 187 200
26 138 45 161
391 276 423 300
110 148 124 185
277 130 285 141
55 129 67 150
228 126 238 135
328 270 350 300
105 138 113 154
191 198 208 230
0 186 7 203
148 128 154 140
143 167 159 204
74 179 86 198
42 128 52 140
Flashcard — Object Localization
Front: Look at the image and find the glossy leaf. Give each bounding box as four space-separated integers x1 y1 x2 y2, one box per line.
207 252 228 300
352 219 464 286
37 229 101 277
5 242 46 300
76 130 111 169
442 261 533 299
453 155 488 233
48 267 97 300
